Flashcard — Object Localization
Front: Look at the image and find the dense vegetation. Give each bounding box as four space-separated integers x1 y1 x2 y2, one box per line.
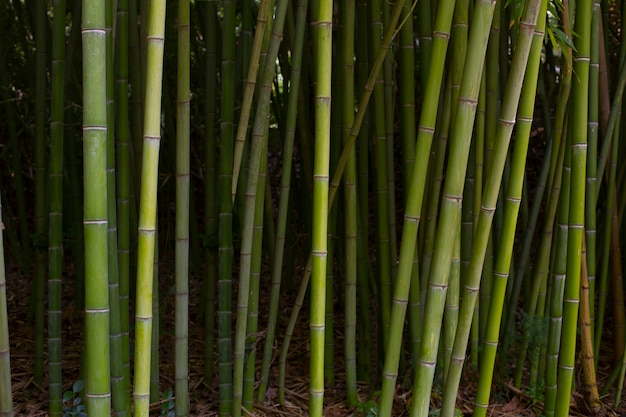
0 0 625 416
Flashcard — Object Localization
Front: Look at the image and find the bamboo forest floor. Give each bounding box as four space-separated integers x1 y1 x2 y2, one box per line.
5 253 626 417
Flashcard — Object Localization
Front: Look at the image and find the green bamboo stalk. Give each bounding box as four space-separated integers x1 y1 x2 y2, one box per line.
355 0 372 377
242 147 268 411
82 0 111 413
586 0 600 349
232 2 288 415
309 0 332 414
202 0 218 387
257 0 308 401
149 237 159 404
0 193 13 417
407 0 497 413
505 1 574 353
105 0 125 412
382 0 398 286
278 0 407 403
33 0 47 386
114 0 132 409
231 0 270 200
175 0 190 413
554 0 591 414
218 0 236 412
369 0 393 347
376 0 455 412
543 121 571 417
399 0 416 193
48 0 66 413
441 2 546 415
341 0 358 405
133 0 166 413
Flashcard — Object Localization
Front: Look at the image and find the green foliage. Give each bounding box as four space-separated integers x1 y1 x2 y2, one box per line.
161 388 175 417
62 380 86 417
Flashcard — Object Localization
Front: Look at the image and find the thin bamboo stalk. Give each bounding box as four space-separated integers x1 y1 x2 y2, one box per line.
48 0 66 412
257 0 309 402
554 0 591 413
376 0 455 412
33 0 47 386
175 0 190 413
133 0 167 413
309 0 333 413
408 0 497 413
0 193 13 417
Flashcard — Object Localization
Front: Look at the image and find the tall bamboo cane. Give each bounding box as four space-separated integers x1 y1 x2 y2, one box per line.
0 193 12 417
48 0 66 413
341 0 358 405
441 2 546 415
105 0 126 411
175 0 190 413
218 0 236 413
232 2 288 415
376 0 455 413
276 1 406 405
202 0 218 388
33 0 47 386
554 0 591 414
114 0 132 409
257 0 308 402
408 0 497 414
309 0 332 414
133 0 166 413
82 0 111 414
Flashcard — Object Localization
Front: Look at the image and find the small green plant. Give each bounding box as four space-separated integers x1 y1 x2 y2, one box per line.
356 391 380 417
161 388 175 417
62 380 86 417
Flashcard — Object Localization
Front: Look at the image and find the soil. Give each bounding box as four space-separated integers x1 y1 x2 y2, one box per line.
4 247 626 417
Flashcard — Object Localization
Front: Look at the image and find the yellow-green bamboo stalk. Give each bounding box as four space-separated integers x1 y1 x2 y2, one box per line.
408 0 497 413
82 0 111 413
309 0 332 414
554 0 591 413
377 0 455 412
133 0 166 413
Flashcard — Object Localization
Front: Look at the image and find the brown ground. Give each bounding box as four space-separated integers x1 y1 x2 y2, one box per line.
5 249 626 417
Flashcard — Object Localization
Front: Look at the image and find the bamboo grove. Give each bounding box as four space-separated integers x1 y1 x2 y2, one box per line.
2 0 626 415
